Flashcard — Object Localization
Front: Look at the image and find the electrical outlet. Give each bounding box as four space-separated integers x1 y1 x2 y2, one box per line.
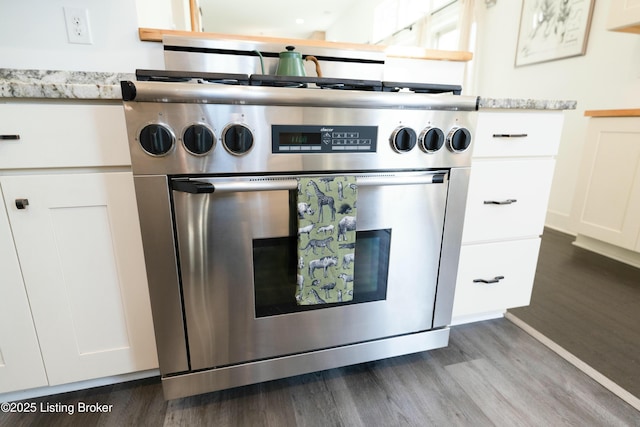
64 7 93 44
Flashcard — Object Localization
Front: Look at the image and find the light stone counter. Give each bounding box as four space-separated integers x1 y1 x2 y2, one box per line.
0 69 132 100
478 97 577 110
1 69 577 111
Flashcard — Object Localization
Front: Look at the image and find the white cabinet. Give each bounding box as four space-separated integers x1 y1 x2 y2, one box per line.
1 173 157 386
0 101 157 395
462 159 556 243
472 111 564 158
452 110 564 323
0 195 48 393
573 114 640 255
452 238 541 317
0 103 131 169
607 0 640 34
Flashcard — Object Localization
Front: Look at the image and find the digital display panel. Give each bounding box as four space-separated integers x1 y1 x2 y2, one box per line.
279 132 322 146
272 125 378 154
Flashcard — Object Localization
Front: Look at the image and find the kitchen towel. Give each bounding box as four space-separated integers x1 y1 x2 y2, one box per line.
296 176 357 305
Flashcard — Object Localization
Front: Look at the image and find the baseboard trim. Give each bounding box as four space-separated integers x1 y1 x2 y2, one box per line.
505 312 640 411
0 369 160 403
542 223 576 237
544 211 574 236
572 234 640 269
451 311 504 326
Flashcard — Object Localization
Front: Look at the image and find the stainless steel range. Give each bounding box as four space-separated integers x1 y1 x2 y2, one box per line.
121 70 478 400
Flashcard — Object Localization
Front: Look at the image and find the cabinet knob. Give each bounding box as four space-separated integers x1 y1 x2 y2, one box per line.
15 198 29 209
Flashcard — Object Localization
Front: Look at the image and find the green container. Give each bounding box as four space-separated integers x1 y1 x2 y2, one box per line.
276 46 306 77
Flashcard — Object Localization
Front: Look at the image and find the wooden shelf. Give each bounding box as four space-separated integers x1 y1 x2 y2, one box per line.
584 109 640 117
138 28 472 62
610 23 640 34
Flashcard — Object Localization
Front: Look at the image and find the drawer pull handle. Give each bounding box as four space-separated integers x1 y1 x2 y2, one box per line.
492 133 528 138
1 135 20 140
15 199 29 210
473 276 505 284
484 199 517 205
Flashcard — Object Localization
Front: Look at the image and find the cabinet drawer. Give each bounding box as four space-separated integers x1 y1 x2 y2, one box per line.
452 238 541 318
473 111 563 158
0 103 131 169
462 158 555 243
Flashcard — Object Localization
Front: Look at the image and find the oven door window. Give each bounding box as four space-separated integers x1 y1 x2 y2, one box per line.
253 229 391 318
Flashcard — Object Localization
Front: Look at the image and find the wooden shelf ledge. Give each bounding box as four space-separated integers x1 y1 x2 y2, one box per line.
584 109 640 118
138 28 472 62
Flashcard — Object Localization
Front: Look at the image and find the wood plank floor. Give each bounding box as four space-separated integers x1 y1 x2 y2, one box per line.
1 319 638 426
509 228 640 401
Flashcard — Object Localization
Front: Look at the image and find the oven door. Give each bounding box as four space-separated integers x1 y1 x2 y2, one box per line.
171 171 449 370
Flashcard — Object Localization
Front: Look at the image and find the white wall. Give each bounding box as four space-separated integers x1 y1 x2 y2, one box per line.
135 0 176 30
0 0 163 72
326 0 380 44
473 0 640 233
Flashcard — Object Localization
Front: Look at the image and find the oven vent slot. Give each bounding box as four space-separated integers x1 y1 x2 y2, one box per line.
247 173 399 183
248 177 300 182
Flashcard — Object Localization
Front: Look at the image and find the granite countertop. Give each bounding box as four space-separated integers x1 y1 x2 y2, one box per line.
0 69 132 100
0 69 577 110
478 97 577 110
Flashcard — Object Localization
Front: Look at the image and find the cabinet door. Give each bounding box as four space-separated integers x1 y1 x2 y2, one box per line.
574 117 640 251
0 192 48 393
1 173 157 386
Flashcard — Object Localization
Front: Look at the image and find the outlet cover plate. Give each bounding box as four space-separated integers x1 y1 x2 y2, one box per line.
64 7 93 44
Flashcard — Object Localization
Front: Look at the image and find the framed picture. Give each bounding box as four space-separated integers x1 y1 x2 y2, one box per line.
515 0 595 67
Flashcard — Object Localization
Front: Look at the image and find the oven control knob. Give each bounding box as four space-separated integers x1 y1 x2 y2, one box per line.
446 126 472 153
419 127 445 153
390 126 417 153
139 124 174 156
183 124 215 155
223 124 254 155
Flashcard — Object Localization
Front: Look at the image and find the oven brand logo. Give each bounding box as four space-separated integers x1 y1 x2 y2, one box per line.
320 128 334 132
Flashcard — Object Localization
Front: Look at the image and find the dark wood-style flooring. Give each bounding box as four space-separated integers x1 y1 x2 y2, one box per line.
510 228 640 401
1 318 638 426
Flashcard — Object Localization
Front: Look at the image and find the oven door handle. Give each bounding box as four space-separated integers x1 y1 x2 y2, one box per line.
172 172 447 194
172 179 217 194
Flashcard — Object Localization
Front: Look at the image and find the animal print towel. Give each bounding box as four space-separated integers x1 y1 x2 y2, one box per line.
296 176 357 305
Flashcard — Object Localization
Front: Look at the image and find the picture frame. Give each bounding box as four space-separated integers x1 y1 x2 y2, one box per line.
515 0 595 67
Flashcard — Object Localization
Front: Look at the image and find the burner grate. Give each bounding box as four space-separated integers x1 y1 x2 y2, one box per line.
250 74 309 88
250 75 383 91
135 69 250 85
382 81 462 95
131 70 462 95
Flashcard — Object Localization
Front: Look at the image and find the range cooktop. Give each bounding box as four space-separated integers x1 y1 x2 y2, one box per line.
134 69 463 95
